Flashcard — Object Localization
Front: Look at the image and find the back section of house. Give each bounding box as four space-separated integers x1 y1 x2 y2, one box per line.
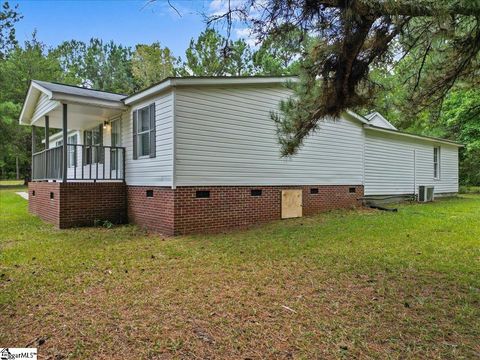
364 129 459 197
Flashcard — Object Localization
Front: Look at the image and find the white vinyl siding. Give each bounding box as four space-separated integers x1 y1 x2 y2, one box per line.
364 130 458 196
123 92 174 186
174 86 364 186
31 93 58 123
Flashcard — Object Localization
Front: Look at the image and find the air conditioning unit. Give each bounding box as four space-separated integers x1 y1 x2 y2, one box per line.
418 186 434 202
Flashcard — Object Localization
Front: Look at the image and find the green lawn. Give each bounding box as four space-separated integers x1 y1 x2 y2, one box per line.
1 187 479 359
460 185 480 194
0 179 24 186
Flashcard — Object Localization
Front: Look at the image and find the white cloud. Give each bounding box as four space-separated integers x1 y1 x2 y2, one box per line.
235 27 258 47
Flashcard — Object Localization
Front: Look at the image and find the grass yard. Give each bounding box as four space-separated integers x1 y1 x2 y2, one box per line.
460 185 480 194
0 179 24 186
1 186 479 359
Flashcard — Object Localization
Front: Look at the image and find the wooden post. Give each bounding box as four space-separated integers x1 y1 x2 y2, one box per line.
44 116 49 179
31 125 36 180
44 115 49 149
62 104 68 182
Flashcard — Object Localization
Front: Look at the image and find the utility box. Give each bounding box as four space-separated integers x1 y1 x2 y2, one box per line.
418 185 434 202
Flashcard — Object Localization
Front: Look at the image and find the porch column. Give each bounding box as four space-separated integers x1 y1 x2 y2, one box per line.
44 115 49 149
44 115 49 180
31 125 36 180
62 104 68 182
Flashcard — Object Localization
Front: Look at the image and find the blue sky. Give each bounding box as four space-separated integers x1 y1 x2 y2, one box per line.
13 0 247 58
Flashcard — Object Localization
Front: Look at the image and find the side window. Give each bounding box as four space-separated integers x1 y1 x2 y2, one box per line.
84 125 103 165
67 134 77 168
433 146 440 179
133 103 156 159
138 106 151 157
111 120 121 170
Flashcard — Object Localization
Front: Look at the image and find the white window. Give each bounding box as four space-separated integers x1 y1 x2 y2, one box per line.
133 103 155 159
84 126 102 164
55 134 78 167
433 146 440 179
111 119 121 170
136 106 151 158
67 134 78 168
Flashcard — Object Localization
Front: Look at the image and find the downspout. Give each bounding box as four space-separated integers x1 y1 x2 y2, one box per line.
413 149 416 200
362 140 366 190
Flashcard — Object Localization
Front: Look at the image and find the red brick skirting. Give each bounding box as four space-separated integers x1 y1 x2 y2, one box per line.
29 183 363 234
127 186 175 235
128 185 364 235
28 182 126 229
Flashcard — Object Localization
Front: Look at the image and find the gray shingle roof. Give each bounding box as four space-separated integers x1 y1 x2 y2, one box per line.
33 80 126 102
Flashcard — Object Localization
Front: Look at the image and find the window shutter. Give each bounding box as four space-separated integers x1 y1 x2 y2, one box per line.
149 103 156 158
132 110 138 160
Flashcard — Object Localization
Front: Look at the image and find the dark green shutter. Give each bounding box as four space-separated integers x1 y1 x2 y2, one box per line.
149 103 156 158
132 110 138 160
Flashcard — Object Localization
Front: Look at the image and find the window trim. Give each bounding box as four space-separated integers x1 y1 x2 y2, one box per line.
67 134 78 168
83 125 103 165
133 103 156 160
136 106 151 158
433 146 441 180
111 119 122 170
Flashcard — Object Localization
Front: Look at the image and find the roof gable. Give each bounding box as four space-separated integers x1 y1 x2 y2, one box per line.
365 112 397 130
19 80 125 126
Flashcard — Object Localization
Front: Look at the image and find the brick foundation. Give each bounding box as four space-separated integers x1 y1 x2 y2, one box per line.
127 186 175 235
29 183 363 234
127 185 364 235
28 182 126 229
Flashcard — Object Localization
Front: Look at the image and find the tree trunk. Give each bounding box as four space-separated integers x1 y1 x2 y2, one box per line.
16 156 19 180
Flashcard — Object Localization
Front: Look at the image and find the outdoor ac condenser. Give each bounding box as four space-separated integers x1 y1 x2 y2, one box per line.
418 185 434 202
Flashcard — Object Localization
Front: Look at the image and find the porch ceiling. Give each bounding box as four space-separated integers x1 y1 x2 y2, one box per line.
34 103 124 130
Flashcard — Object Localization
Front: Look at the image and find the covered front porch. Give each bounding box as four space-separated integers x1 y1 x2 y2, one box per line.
20 81 129 228
20 80 127 182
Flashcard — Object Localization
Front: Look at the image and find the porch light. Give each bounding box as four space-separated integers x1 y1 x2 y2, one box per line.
103 120 109 129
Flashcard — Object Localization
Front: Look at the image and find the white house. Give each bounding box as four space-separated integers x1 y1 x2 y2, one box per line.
19 77 461 234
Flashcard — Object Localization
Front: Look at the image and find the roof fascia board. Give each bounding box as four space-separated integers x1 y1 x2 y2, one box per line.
345 110 369 124
52 94 126 109
364 124 463 147
31 81 53 98
124 79 172 105
19 84 36 125
173 76 299 87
